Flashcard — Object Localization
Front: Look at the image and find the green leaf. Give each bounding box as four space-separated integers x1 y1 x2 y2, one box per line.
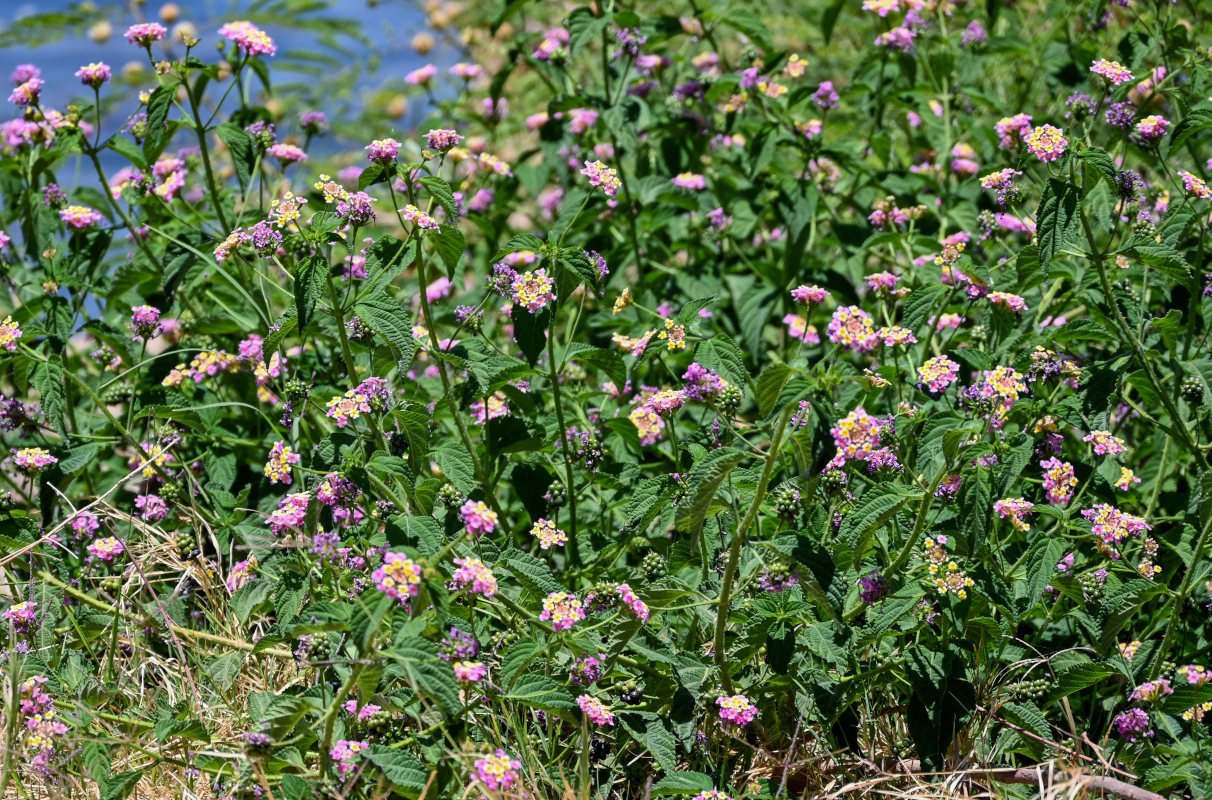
505 675 577 717
567 7 609 54
107 136 146 169
359 162 392 190
958 470 991 556
1048 662 1116 701
143 83 175 162
1130 241 1192 286
43 441 95 475
625 476 677 533
565 344 625 386
365 237 416 292
420 176 457 220
618 711 679 772
216 122 255 190
675 448 747 534
1079 147 1117 191
369 746 430 796
433 443 476 495
279 775 311 800
31 355 65 434
354 290 415 375
433 224 465 274
1036 179 1081 266
490 232 543 261
510 305 549 366
294 255 328 335
152 718 210 743
1167 107 1212 152
498 639 542 688
203 651 246 689
1019 534 1065 612
694 334 747 388
264 308 298 355
1151 309 1184 356
101 770 144 800
498 547 560 596
755 363 794 419
1001 701 1051 740
840 486 914 563
384 515 443 554
389 637 461 713
652 772 715 796
231 579 272 623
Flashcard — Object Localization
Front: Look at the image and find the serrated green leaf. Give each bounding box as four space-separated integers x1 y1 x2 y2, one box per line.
675 448 747 534
294 255 328 335
354 290 415 375
389 636 461 713
369 746 430 795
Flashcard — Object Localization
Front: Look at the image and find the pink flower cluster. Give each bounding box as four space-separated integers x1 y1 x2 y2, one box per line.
826 306 878 352
1090 59 1133 85
75 62 111 89
1084 430 1126 455
1081 504 1150 545
1024 124 1067 162
791 285 829 304
512 269 556 312
454 661 488 682
87 537 125 561
581 160 621 198
474 749 522 791
12 447 57 472
219 21 276 57
577 694 615 727
426 128 463 151
125 23 167 46
917 355 959 393
373 552 423 606
1040 458 1076 506
616 583 650 623
540 591 585 631
994 497 1034 532
399 204 440 230
451 557 499 597
716 694 758 727
329 739 369 777
532 518 567 550
263 441 300 484
459 500 499 536
828 408 885 468
267 492 309 536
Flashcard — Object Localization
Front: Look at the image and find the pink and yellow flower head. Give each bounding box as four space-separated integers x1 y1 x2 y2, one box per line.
994 497 1034 531
1090 59 1133 86
474 749 522 791
578 694 615 726
0 316 22 352
1024 124 1067 162
540 591 585 631
716 694 758 727
452 558 498 597
826 306 878 352
1083 430 1127 455
532 519 568 550
218 21 276 56
459 500 498 536
454 661 488 682
917 355 960 393
373 552 422 606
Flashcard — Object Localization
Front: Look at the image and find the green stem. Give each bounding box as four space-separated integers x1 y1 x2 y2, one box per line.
547 324 579 563
714 405 793 693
